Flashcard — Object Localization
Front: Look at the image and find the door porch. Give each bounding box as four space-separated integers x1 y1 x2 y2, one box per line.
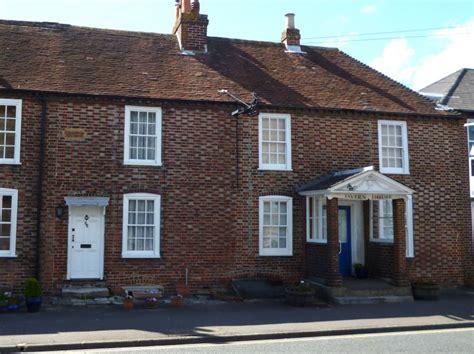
298 167 414 288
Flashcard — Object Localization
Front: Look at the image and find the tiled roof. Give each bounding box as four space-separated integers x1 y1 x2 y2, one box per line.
296 168 364 192
420 68 474 111
0 20 445 114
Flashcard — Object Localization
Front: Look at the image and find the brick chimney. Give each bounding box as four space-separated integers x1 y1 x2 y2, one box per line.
281 13 303 53
173 0 209 53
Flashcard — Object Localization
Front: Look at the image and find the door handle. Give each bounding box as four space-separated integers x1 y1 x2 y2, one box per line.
338 241 342 255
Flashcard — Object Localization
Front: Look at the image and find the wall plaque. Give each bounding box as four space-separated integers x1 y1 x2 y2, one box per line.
63 128 88 142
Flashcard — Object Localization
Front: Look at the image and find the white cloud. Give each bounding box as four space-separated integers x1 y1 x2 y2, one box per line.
361 5 377 14
370 18 474 90
371 38 416 83
411 19 474 90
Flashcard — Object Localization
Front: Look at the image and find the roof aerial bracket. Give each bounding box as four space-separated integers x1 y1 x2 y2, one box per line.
218 90 259 117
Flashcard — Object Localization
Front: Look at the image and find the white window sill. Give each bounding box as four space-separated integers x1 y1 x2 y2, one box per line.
122 253 161 259
369 238 394 244
0 162 21 165
259 251 293 257
123 161 162 167
0 254 18 258
258 167 293 172
380 169 409 175
306 239 327 244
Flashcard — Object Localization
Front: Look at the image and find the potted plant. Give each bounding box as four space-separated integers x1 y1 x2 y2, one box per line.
353 263 368 279
24 278 42 313
144 297 159 309
285 281 316 307
176 284 190 297
0 292 9 312
7 295 21 312
170 294 183 307
412 282 440 300
123 292 134 310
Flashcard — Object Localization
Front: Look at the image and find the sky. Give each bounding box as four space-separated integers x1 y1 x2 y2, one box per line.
0 0 473 90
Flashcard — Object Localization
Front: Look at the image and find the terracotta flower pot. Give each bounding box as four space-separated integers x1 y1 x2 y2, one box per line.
144 300 159 309
123 298 134 310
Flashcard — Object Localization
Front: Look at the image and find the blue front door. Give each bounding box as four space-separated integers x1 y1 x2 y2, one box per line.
338 206 352 276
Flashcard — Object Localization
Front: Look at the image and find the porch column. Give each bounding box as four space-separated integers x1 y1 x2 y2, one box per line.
326 197 342 287
392 198 409 286
363 200 370 267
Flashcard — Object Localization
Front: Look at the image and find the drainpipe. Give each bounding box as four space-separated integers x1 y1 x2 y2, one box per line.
35 96 47 280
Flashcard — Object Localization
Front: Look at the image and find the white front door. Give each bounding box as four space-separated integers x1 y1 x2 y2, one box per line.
68 206 105 279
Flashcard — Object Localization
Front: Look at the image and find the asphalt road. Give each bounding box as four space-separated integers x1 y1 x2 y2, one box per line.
66 328 474 353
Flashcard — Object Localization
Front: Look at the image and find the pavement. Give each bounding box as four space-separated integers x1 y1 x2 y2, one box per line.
0 288 473 352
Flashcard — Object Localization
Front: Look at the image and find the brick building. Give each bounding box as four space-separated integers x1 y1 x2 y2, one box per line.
0 1 471 296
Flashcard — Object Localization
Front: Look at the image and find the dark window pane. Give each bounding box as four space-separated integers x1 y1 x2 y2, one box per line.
5 133 15 145
6 119 15 132
6 106 16 118
0 238 10 250
0 223 11 237
1 209 11 222
2 196 12 208
5 147 14 158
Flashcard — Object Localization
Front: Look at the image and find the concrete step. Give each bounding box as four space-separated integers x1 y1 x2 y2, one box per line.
122 285 164 299
62 287 109 298
305 278 414 305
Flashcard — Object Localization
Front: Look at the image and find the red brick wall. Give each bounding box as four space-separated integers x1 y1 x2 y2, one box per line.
38 96 237 295
305 244 329 279
1 92 471 294
368 243 393 279
0 95 42 292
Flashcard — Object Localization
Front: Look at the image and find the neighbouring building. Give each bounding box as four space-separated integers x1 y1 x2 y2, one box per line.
0 0 472 296
420 68 474 285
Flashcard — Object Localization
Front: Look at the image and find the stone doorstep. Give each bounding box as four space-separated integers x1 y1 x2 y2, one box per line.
52 296 122 306
61 287 110 299
334 295 414 305
305 279 414 305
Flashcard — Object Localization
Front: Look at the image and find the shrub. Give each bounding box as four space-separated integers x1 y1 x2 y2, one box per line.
24 278 42 298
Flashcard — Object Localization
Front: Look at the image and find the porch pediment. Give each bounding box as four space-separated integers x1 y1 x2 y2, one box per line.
297 166 414 200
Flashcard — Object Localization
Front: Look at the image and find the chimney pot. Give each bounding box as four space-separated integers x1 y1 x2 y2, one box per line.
191 0 200 14
285 13 296 29
281 13 303 53
173 0 209 53
182 0 192 13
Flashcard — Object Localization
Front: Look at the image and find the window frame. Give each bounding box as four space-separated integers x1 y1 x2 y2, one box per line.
123 105 162 166
369 199 394 243
258 113 292 171
306 196 327 244
0 188 18 257
467 120 474 198
378 120 409 175
122 193 161 259
378 199 394 242
0 98 22 165
259 195 293 256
